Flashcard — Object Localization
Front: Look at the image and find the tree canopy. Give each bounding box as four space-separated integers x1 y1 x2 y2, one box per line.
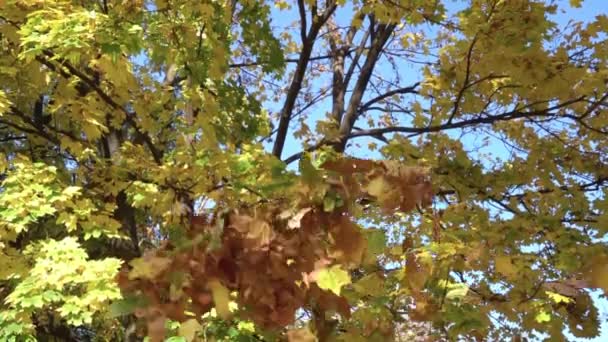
1 0 607 341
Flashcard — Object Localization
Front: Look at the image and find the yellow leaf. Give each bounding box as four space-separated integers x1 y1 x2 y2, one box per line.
128 256 171 280
353 273 385 297
495 255 516 278
274 0 290 10
315 265 351 296
535 310 551 323
0 89 10 115
569 0 583 8
179 318 202 342
545 291 572 304
365 176 391 198
208 278 231 319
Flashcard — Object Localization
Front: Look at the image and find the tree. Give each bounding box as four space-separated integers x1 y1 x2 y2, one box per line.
0 0 607 340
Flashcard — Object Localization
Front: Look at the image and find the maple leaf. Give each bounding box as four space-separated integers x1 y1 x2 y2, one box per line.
208 279 232 319
287 327 316 342
179 318 202 342
315 265 351 296
2 0 607 340
128 256 172 280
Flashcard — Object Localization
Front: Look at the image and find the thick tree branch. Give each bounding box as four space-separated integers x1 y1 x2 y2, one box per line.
272 2 337 158
343 26 370 89
335 23 396 151
7 105 85 145
327 20 346 124
0 115 60 145
297 0 307 43
229 52 355 68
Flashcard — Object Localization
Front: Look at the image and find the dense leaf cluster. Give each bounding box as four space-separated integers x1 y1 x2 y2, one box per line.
0 0 607 341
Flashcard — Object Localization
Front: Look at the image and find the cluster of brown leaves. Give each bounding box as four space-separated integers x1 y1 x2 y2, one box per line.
117 158 433 340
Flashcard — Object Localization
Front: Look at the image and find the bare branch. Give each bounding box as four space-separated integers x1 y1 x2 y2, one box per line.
349 96 585 138
336 23 396 151
447 34 477 124
343 23 370 87
359 82 420 112
272 2 337 158
284 96 587 164
297 0 307 43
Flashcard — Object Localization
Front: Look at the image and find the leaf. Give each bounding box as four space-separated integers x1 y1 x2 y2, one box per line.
587 263 608 295
315 265 351 296
353 273 385 297
147 315 167 342
535 310 551 323
287 208 312 230
546 291 572 304
287 327 316 342
365 176 391 199
328 218 366 266
365 229 387 256
495 255 516 278
445 284 469 301
208 279 231 319
178 319 202 342
323 196 336 212
229 214 275 249
569 0 583 8
109 295 148 318
128 256 172 280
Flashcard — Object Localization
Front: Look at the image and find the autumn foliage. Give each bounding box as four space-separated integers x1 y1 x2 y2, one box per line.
1 0 608 341
119 159 432 340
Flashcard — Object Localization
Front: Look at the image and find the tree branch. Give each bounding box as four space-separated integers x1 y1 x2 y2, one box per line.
297 0 307 43
343 25 370 89
327 19 346 124
336 23 396 151
348 96 585 138
447 34 477 124
272 2 337 158
284 96 586 164
359 82 420 112
38 50 163 164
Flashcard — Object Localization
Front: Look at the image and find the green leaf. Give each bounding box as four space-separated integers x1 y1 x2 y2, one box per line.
352 273 385 297
109 295 148 318
366 229 387 256
323 196 336 212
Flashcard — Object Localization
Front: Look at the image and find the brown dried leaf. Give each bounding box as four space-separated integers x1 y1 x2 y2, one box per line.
330 216 366 265
229 214 275 249
322 158 377 174
288 208 312 230
287 327 317 342
543 281 580 297
147 314 167 342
